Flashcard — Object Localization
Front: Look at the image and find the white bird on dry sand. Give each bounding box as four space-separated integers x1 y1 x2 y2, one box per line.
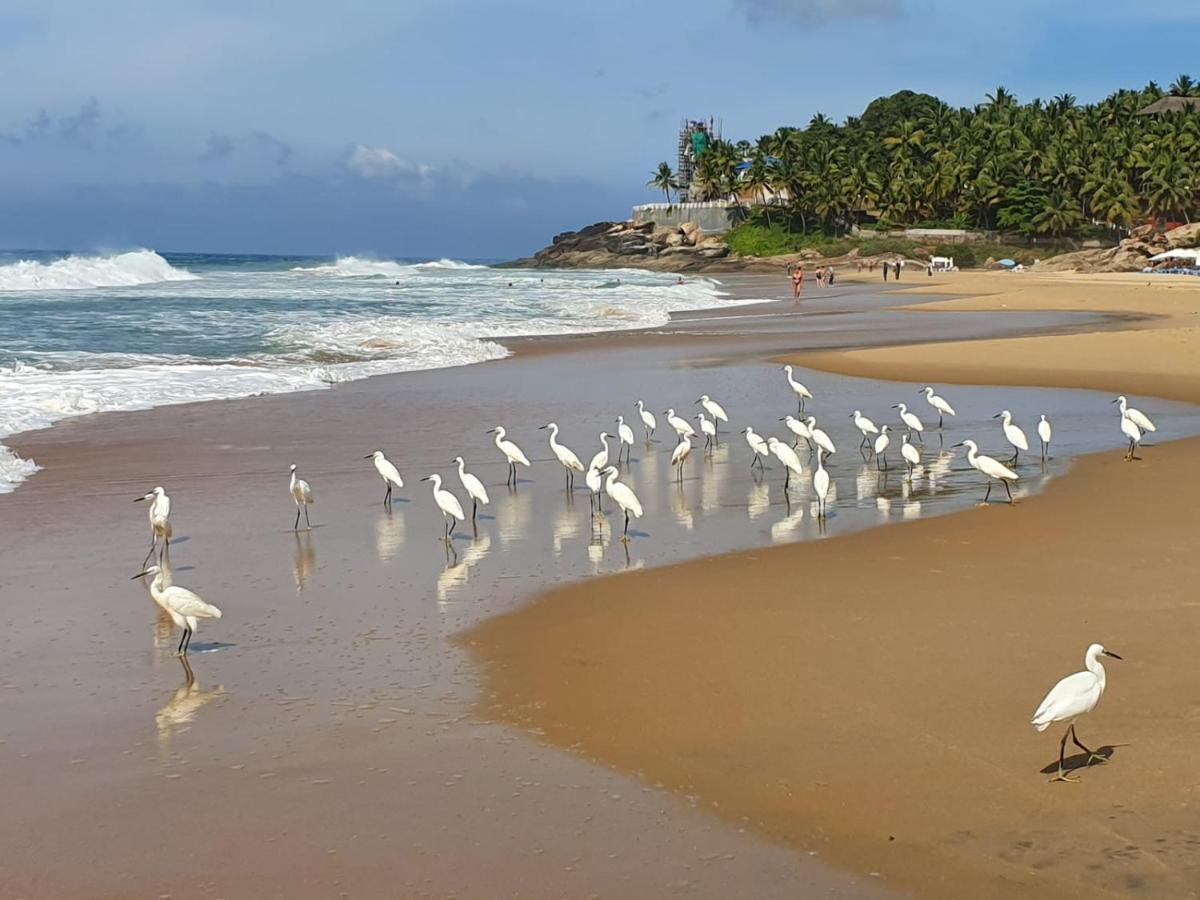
670 434 692 483
994 410 1030 464
289 464 314 530
743 426 770 472
781 414 811 450
1037 415 1052 461
893 403 925 442
1113 396 1156 433
921 386 957 428
696 412 717 451
364 450 404 506
635 400 657 442
487 426 531 486
851 410 879 450
804 416 837 458
540 422 585 490
133 564 222 656
767 436 803 490
420 473 465 540
956 439 1018 503
453 456 489 520
134 486 172 565
696 395 729 433
615 415 636 464
664 408 696 440
1032 642 1122 783
873 424 891 471
602 466 643 540
812 448 831 519
900 432 921 479
1119 412 1143 461
782 364 813 413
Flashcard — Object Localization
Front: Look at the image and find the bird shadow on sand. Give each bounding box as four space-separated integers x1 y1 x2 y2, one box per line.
1039 745 1124 776
179 641 236 654
277 524 328 534
623 527 651 540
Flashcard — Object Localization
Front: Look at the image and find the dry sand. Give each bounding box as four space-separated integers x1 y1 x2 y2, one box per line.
465 271 1200 899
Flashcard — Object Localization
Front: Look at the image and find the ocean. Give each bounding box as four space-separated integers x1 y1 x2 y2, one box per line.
0 249 747 492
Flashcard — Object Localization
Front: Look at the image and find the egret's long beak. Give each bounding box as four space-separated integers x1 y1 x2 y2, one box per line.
778 416 786 422
1103 649 1123 660
131 571 150 580
891 404 899 409
419 476 431 482
1110 398 1119 404
133 495 147 502
951 441 964 448
537 425 548 430
363 454 373 459
848 413 855 418
991 413 1002 419
486 428 497 434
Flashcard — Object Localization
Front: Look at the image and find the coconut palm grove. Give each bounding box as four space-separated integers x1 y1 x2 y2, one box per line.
651 78 1200 243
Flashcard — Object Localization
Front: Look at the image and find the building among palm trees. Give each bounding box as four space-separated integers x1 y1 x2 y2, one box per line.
1136 96 1200 115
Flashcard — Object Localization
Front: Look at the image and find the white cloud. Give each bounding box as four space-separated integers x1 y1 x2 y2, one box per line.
345 144 434 182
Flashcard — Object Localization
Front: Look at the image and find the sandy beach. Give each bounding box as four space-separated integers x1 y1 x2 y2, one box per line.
4 270 1200 898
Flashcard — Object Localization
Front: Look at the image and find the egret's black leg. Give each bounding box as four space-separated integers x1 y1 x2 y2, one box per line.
304 505 311 528
983 482 993 503
1004 480 1014 503
384 484 391 506
623 510 630 537
177 628 187 655
294 508 301 531
448 518 456 538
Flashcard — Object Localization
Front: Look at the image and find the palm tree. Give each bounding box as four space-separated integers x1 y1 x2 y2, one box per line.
1169 74 1197 97
647 162 678 204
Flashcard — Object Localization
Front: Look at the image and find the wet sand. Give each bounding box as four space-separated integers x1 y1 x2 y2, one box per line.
466 272 1200 899
1 272 1196 898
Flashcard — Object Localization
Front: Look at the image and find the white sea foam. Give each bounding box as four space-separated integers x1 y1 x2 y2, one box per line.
0 250 197 292
291 256 487 278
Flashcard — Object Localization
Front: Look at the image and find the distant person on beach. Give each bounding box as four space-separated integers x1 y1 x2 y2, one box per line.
827 266 835 286
790 265 803 301
893 260 902 281
882 260 889 281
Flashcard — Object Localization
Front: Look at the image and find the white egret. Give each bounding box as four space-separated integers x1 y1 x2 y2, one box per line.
812 448 831 519
767 436 803 490
994 410 1030 464
1113 396 1155 433
585 465 604 515
615 415 636 464
956 439 1018 503
1032 643 1122 782
132 564 222 656
873 425 891 471
782 364 813 413
487 426 531 486
589 431 611 473
696 395 729 433
893 403 925 442
851 410 879 450
1119 413 1143 461
743 426 770 472
363 450 404 506
453 456 490 519
1037 415 1052 461
670 434 692 483
289 464 314 530
134 486 172 565
780 414 811 450
921 386 956 428
804 416 837 457
539 423 585 490
602 466 643 540
695 412 717 452
635 400 657 442
420 473 465 539
900 432 921 479
664 408 696 439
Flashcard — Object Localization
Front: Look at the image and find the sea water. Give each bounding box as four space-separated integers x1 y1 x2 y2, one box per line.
0 250 747 492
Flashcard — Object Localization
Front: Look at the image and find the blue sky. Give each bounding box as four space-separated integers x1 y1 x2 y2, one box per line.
0 1 1196 258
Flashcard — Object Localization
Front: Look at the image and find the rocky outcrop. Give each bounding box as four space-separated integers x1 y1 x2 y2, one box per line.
1032 222 1198 273
505 220 748 272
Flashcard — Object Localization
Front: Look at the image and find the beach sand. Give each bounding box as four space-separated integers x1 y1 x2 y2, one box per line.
465 271 1200 899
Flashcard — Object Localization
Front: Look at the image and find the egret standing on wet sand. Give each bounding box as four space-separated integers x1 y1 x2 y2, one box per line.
921 386 956 428
1119 412 1143 461
615 415 635 464
994 410 1029 464
804 416 837 458
665 408 696 440
767 436 803 491
453 456 489 520
602 466 643 540
635 400 657 442
670 434 692 483
893 403 925 443
851 410 879 450
585 465 604 515
539 423 585 490
873 425 891 471
1038 415 1052 461
1032 643 1122 782
420 473 465 540
696 395 728 434
1113 396 1156 433
589 431 611 473
289 464 314 530
364 450 404 506
134 486 172 565
696 412 717 452
782 365 813 413
743 426 770 472
133 564 222 656
781 415 811 450
812 448 831 519
900 433 921 479
487 426 531 486
956 439 1018 503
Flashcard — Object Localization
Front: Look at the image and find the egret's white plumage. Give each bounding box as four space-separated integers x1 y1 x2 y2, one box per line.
873 425 891 471
664 408 696 439
135 486 172 565
767 436 803 490
420 473 465 539
695 412 717 451
958 439 1018 503
782 365 813 412
670 434 692 482
1037 415 1052 461
781 415 811 450
1114 396 1155 433
900 432 921 478
453 456 490 519
1031 642 1122 782
588 431 611 473
743 426 770 472
488 426 531 485
635 400 657 442
364 450 404 505
602 466 643 540
851 410 879 450
540 423 585 490
1119 413 1143 461
697 394 729 427
994 410 1030 462
289 464 314 530
804 416 836 457
585 465 604 515
893 403 925 441
134 564 222 656
812 448 831 519
615 415 636 463
921 386 956 427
